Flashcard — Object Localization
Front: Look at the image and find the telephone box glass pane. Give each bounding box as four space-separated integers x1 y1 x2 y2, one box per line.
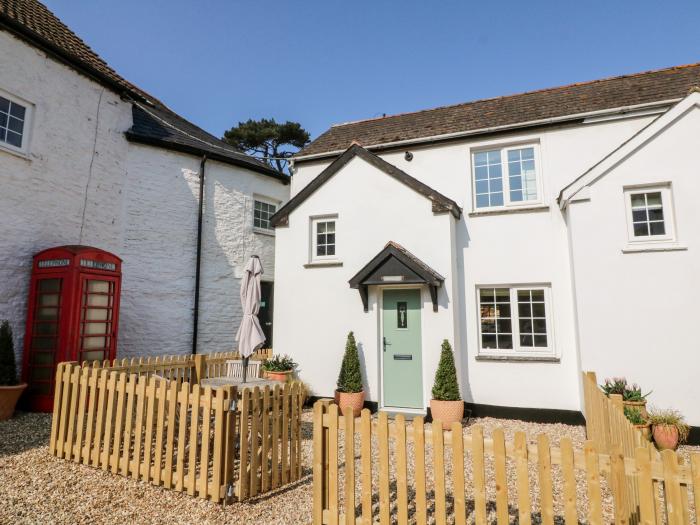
80 279 115 362
82 350 105 362
87 281 110 293
29 278 62 396
86 294 109 307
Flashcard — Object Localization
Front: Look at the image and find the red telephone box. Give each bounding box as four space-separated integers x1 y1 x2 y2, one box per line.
22 246 122 412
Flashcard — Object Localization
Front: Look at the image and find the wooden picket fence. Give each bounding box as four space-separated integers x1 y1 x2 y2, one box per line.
49 357 302 504
313 402 700 525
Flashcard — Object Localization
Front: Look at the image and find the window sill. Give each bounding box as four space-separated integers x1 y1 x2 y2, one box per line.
475 354 560 363
0 144 31 162
468 204 549 217
253 227 275 237
303 261 343 269
621 243 687 254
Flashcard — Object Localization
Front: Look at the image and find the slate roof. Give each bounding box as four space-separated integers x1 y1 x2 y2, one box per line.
298 62 700 159
270 144 460 227
0 0 287 181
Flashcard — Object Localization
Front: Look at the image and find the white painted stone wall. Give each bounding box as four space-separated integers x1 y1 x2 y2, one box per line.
284 111 663 412
0 30 131 363
567 105 700 425
0 30 289 367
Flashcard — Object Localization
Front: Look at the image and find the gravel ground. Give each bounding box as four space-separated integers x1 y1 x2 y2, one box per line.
1 410 698 524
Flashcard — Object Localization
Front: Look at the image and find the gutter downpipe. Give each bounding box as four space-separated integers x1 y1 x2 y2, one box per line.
192 155 207 354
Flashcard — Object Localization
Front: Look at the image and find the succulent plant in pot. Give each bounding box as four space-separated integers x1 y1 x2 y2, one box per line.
261 354 297 382
601 377 651 418
0 320 27 421
335 332 364 417
648 407 689 451
624 406 651 441
430 340 463 430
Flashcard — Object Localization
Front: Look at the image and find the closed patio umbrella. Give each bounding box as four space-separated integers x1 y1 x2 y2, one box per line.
235 255 266 382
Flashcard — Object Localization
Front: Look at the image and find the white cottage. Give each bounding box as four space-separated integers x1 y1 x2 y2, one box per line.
0 0 289 381
272 64 700 439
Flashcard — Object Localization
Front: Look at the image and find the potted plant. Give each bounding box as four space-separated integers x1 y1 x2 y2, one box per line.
648 408 690 451
624 406 651 441
601 377 651 418
261 354 297 382
335 332 364 417
430 340 463 430
0 320 27 421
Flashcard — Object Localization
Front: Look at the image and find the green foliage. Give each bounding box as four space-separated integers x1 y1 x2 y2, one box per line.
0 320 18 386
431 340 461 401
336 332 363 393
222 118 310 173
600 377 651 401
261 354 297 372
648 407 690 443
624 407 647 425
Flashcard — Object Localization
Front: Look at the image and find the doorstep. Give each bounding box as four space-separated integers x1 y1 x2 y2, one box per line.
379 407 427 420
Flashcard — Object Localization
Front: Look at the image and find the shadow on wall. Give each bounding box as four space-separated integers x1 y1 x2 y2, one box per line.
454 218 474 404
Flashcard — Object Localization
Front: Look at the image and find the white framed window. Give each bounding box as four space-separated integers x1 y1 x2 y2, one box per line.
477 285 554 357
472 144 541 210
0 90 32 155
310 215 338 262
253 197 278 232
623 184 675 244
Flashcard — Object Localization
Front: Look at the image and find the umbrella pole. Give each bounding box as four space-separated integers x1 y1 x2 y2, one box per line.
242 356 249 383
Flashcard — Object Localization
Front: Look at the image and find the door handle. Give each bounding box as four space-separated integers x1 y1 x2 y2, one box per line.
383 337 391 352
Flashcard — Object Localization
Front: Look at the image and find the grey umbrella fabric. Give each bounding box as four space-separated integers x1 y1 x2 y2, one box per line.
235 256 266 381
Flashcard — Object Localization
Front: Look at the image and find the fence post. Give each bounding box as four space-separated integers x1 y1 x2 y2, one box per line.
193 354 206 384
313 401 328 525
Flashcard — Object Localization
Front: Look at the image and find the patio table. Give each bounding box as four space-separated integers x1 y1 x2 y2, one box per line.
200 376 283 390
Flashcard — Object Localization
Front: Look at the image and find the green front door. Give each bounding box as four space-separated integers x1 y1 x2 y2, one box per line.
382 289 423 409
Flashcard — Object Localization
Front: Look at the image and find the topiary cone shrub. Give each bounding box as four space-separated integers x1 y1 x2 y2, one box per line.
430 340 463 430
335 331 365 417
0 320 27 421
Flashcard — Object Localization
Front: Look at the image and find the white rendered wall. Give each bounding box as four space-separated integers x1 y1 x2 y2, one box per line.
274 156 459 406
0 31 132 362
567 106 700 425
289 113 659 411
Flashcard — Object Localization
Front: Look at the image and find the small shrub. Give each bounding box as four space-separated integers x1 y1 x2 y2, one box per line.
648 407 690 444
261 354 297 372
624 406 647 425
336 332 363 393
431 340 461 401
0 320 18 386
600 377 651 401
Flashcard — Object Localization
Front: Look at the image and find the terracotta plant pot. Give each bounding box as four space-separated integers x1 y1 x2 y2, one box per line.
634 422 652 442
653 424 680 450
0 383 27 421
624 399 648 419
263 370 294 382
335 390 365 417
430 399 464 430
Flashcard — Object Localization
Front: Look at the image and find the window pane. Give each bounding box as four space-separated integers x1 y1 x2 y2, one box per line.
482 334 497 349
475 180 489 194
630 194 646 207
518 302 531 317
481 319 496 333
5 131 21 147
0 96 8 113
633 223 649 237
646 192 662 206
649 222 666 235
475 194 490 208
326 245 335 256
317 245 326 256
490 192 504 206
516 288 548 350
647 208 664 221
9 102 25 119
520 334 533 347
480 289 495 302
497 334 513 349
632 209 647 222
534 335 548 347
474 152 488 166
510 190 523 202
317 222 326 233
8 116 23 133
494 289 510 302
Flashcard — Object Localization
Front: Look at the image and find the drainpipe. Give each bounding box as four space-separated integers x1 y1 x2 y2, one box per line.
192 155 207 354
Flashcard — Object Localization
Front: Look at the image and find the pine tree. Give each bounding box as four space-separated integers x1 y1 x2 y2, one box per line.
336 332 363 393
431 340 460 401
0 320 18 386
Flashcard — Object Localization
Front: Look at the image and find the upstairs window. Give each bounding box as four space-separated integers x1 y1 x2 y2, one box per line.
624 185 675 244
0 94 27 150
253 198 277 231
473 145 540 209
315 220 335 257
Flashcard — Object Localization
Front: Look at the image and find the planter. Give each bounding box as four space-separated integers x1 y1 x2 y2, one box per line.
0 383 27 421
335 390 365 417
653 424 680 450
263 370 294 382
430 399 464 430
634 422 652 442
623 399 648 419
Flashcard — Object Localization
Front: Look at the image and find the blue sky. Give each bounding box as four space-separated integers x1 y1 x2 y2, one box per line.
45 1 700 141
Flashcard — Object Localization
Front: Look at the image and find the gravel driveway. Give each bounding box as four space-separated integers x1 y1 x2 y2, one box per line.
2 410 697 524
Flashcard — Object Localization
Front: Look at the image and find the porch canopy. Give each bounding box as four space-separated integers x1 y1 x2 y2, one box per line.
349 241 444 312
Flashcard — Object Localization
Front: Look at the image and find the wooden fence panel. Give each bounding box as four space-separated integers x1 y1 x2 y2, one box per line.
50 359 303 506
312 400 699 525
